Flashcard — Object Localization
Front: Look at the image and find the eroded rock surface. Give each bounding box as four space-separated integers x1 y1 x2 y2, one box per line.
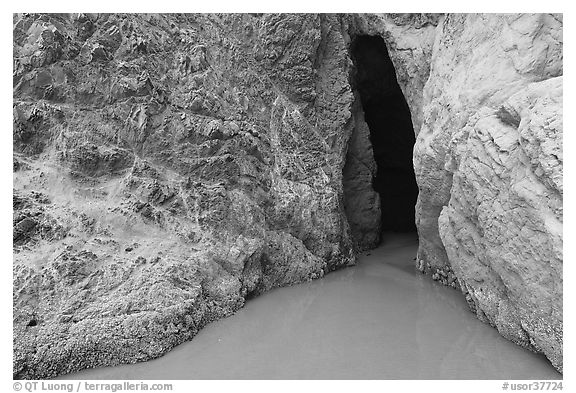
413 14 563 371
342 98 380 250
13 13 357 379
438 77 563 371
13 13 563 378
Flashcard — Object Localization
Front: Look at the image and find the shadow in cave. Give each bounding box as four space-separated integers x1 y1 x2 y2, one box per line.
351 35 419 239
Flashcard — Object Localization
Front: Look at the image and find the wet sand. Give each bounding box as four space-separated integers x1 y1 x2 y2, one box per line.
60 233 561 379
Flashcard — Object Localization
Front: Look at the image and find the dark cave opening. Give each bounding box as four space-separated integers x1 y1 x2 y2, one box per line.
351 35 419 235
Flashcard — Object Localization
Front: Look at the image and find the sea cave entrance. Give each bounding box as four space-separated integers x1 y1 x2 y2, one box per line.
343 35 419 250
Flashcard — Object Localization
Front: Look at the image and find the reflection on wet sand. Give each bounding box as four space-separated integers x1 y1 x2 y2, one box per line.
59 233 561 380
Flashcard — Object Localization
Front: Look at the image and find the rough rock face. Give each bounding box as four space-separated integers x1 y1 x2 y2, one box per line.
412 14 563 371
438 77 563 371
13 13 357 379
342 98 380 250
13 12 563 378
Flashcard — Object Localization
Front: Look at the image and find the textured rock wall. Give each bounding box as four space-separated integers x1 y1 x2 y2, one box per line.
13 13 357 379
342 97 380 250
13 12 563 378
438 77 563 371
346 13 563 372
413 14 563 371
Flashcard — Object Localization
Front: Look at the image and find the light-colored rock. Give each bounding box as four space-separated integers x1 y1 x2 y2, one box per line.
413 14 563 371
438 77 563 371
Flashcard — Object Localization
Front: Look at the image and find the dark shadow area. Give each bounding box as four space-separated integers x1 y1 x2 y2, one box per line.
351 35 419 235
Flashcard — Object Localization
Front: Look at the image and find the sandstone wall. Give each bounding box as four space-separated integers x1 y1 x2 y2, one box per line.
348 13 563 372
412 14 563 371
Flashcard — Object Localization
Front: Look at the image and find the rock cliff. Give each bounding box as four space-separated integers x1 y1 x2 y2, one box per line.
13 13 357 379
413 14 563 372
13 13 563 378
